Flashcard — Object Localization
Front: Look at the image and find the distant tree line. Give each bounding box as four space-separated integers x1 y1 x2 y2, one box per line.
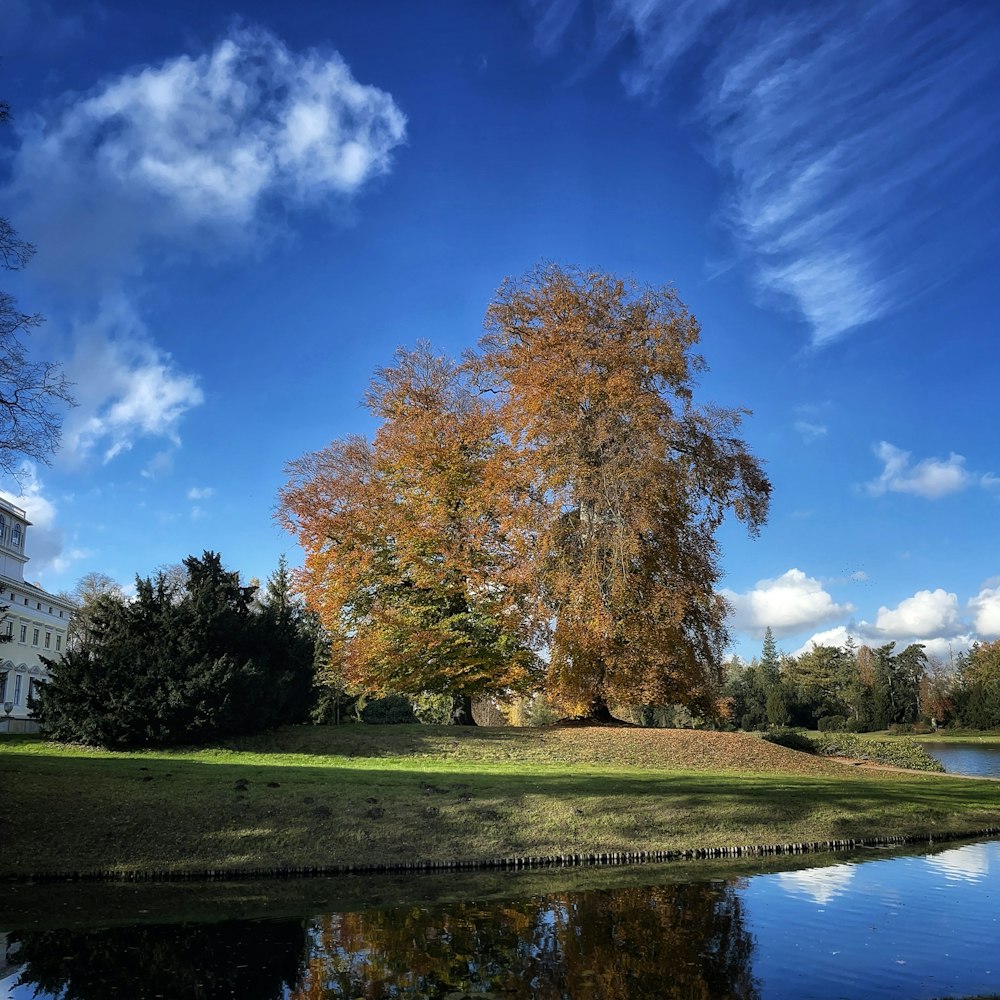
721 627 1000 733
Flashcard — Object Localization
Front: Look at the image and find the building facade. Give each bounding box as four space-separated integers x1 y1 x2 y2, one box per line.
0 497 74 734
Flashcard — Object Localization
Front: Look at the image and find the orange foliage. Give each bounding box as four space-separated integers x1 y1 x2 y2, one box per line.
279 265 769 717
278 343 539 700
471 264 770 715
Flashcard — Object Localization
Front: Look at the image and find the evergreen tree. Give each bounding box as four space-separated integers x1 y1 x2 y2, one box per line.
256 554 319 727
35 552 315 748
953 640 1000 729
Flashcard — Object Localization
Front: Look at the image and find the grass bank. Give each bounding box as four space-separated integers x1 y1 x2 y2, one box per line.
3 725 1000 879
859 730 1000 745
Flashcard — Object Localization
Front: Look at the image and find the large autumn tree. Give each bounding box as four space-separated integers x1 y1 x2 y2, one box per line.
279 343 540 724
472 264 770 720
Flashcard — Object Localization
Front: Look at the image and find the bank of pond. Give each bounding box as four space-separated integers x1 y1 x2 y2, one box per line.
3 837 1000 1000
918 740 1000 779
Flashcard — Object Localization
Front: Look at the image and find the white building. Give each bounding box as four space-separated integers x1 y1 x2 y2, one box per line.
0 497 74 733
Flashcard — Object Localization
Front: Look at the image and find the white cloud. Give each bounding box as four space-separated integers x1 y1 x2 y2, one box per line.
969 586 1000 639
866 441 971 499
8 25 407 282
141 450 175 480
791 625 856 657
60 298 204 464
794 420 827 443
51 546 91 577
723 568 853 639
916 635 973 663
0 463 88 579
529 0 731 87
874 588 962 639
793 622 973 662
187 487 215 500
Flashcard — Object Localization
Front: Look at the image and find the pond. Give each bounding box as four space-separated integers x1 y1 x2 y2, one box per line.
919 740 1000 778
2 839 999 1000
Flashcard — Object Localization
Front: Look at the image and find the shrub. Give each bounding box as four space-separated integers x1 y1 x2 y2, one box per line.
761 728 816 753
817 715 847 732
888 721 933 735
811 732 944 772
360 695 417 725
410 693 454 725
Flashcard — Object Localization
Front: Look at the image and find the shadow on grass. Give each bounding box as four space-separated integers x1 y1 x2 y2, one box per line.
4 741 999 878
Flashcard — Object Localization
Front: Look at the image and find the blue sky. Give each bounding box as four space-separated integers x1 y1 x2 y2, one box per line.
1 0 998 663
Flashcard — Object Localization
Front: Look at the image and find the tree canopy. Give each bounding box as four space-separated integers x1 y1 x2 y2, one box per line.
280 265 770 721
472 265 770 717
35 552 316 748
280 344 541 724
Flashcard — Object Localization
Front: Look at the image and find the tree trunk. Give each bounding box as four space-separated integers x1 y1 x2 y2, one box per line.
451 694 477 726
584 693 615 723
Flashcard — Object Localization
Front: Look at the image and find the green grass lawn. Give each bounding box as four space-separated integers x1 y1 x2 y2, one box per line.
3 725 999 878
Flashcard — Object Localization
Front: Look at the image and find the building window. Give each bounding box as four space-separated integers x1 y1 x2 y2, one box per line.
32 628 39 646
36 602 41 610
55 635 62 652
1 620 11 639
0 514 6 542
28 677 39 703
48 606 52 614
13 674 21 705
23 598 27 605
0 671 6 702
12 524 21 546
19 624 26 643
44 632 51 649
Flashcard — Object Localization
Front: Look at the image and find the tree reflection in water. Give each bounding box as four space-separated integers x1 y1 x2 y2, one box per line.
293 881 759 999
6 880 759 1000
6 919 308 1000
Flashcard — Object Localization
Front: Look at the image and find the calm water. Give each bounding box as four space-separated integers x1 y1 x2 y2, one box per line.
920 741 1000 778
2 840 999 1000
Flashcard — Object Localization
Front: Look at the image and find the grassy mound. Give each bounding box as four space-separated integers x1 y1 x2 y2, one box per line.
1 725 995 878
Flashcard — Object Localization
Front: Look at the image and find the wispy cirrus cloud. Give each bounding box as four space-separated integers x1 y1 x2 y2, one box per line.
794 420 827 443
8 24 408 284
702 2 999 344
528 0 1000 345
